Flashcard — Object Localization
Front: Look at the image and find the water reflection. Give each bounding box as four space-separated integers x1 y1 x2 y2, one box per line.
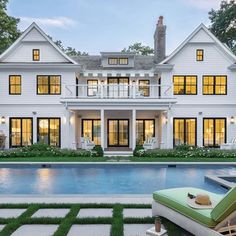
35 169 54 194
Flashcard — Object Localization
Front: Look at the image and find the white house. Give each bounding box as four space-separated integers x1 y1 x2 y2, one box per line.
0 17 236 155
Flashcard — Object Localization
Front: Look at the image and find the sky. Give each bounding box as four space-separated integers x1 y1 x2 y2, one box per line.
7 0 222 55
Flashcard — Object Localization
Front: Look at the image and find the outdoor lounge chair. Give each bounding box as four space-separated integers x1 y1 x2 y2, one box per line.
80 137 95 150
220 138 236 150
152 187 236 236
143 137 157 150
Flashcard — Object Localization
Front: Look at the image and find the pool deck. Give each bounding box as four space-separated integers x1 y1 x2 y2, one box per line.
0 194 152 204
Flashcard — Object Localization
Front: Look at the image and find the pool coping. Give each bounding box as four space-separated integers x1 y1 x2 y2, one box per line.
205 175 236 189
0 161 235 165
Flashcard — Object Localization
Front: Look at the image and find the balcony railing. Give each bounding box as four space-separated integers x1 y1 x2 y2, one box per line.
62 84 173 99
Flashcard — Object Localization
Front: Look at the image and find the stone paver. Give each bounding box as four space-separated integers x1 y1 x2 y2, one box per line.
0 225 5 231
11 224 58 236
0 209 26 218
77 208 113 218
123 208 152 218
67 224 111 236
124 224 154 236
32 208 70 218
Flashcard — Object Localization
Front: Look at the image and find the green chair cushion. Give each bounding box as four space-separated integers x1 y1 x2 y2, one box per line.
211 187 236 222
153 187 223 227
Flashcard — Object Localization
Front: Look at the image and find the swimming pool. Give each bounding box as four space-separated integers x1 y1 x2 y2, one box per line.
0 164 235 195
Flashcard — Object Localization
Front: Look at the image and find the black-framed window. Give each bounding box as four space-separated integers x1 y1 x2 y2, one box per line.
138 80 150 97
119 58 128 65
108 77 129 97
37 75 61 95
82 119 101 145
33 49 40 61
136 119 155 145
10 118 33 147
108 58 118 65
196 49 204 61
203 76 227 95
37 118 61 147
173 118 197 146
9 75 21 95
87 80 98 96
203 118 226 147
173 76 197 95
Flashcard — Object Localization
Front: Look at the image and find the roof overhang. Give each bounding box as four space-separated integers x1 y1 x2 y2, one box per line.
155 64 174 73
228 64 236 70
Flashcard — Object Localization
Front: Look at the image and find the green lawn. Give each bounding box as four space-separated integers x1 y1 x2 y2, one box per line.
0 203 183 236
0 156 236 162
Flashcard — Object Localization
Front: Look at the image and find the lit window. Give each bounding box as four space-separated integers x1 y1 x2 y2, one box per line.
108 58 118 65
82 119 101 145
203 76 226 95
33 49 40 61
9 75 21 95
37 75 61 95
138 80 150 96
203 118 226 147
174 118 196 146
196 49 204 61
136 119 154 145
38 118 60 147
173 76 197 95
119 58 128 65
87 80 98 96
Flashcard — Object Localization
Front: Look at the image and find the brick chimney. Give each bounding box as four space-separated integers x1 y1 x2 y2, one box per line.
154 16 166 63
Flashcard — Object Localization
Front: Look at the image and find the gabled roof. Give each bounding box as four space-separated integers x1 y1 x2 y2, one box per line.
0 22 78 64
159 23 236 64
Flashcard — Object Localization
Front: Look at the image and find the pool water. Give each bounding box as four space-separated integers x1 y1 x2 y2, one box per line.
0 164 235 195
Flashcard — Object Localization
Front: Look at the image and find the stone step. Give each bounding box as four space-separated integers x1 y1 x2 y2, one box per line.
104 151 133 157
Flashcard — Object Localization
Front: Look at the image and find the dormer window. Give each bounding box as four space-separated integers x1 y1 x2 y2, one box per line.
119 58 128 65
196 49 203 61
108 58 118 65
33 49 40 61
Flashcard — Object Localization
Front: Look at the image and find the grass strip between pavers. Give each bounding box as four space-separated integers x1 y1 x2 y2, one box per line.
0 203 183 236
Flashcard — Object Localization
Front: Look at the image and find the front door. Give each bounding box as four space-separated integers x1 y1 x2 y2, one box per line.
108 77 129 98
108 119 129 147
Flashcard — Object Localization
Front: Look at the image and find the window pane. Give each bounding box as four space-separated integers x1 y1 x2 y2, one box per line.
174 119 185 145
50 119 60 147
185 119 196 146
185 76 197 94
119 58 128 65
93 120 101 145
11 119 21 147
22 119 32 146
196 49 204 61
38 119 49 144
139 80 150 96
204 119 214 147
215 119 225 146
33 49 40 61
173 76 185 95
145 120 154 140
108 58 118 65
9 76 21 94
37 76 49 94
136 120 144 145
215 76 226 95
50 76 61 94
87 80 98 96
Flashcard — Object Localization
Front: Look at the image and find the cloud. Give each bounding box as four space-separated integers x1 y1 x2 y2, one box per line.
181 0 222 10
19 16 77 29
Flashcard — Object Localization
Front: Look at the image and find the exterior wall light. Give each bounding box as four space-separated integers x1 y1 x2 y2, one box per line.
230 116 235 124
0 116 6 124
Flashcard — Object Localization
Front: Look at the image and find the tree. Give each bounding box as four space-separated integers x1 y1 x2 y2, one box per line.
0 0 21 54
209 0 236 54
122 42 154 55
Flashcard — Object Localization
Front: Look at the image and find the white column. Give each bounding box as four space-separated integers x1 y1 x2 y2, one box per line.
66 109 71 148
132 109 136 150
166 109 172 149
101 109 105 149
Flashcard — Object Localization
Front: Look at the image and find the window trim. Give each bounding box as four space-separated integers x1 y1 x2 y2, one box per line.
138 80 150 97
203 117 226 148
119 58 128 65
173 75 198 95
202 75 227 95
196 49 204 61
173 117 197 147
108 58 118 65
9 75 22 95
32 49 40 61
37 117 61 147
37 75 61 95
136 119 155 144
9 117 33 148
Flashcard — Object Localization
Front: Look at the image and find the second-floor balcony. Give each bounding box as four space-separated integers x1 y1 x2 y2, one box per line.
62 84 174 100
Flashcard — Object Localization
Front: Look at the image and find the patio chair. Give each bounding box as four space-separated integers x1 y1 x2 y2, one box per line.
80 137 95 150
152 187 236 236
143 137 157 150
220 138 236 150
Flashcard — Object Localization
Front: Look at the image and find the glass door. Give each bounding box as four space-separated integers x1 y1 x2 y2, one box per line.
108 119 129 147
108 77 129 98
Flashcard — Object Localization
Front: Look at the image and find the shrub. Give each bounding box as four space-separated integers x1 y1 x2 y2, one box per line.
133 145 146 157
92 145 104 157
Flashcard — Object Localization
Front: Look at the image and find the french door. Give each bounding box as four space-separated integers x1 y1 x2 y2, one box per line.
108 119 129 147
108 78 129 98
